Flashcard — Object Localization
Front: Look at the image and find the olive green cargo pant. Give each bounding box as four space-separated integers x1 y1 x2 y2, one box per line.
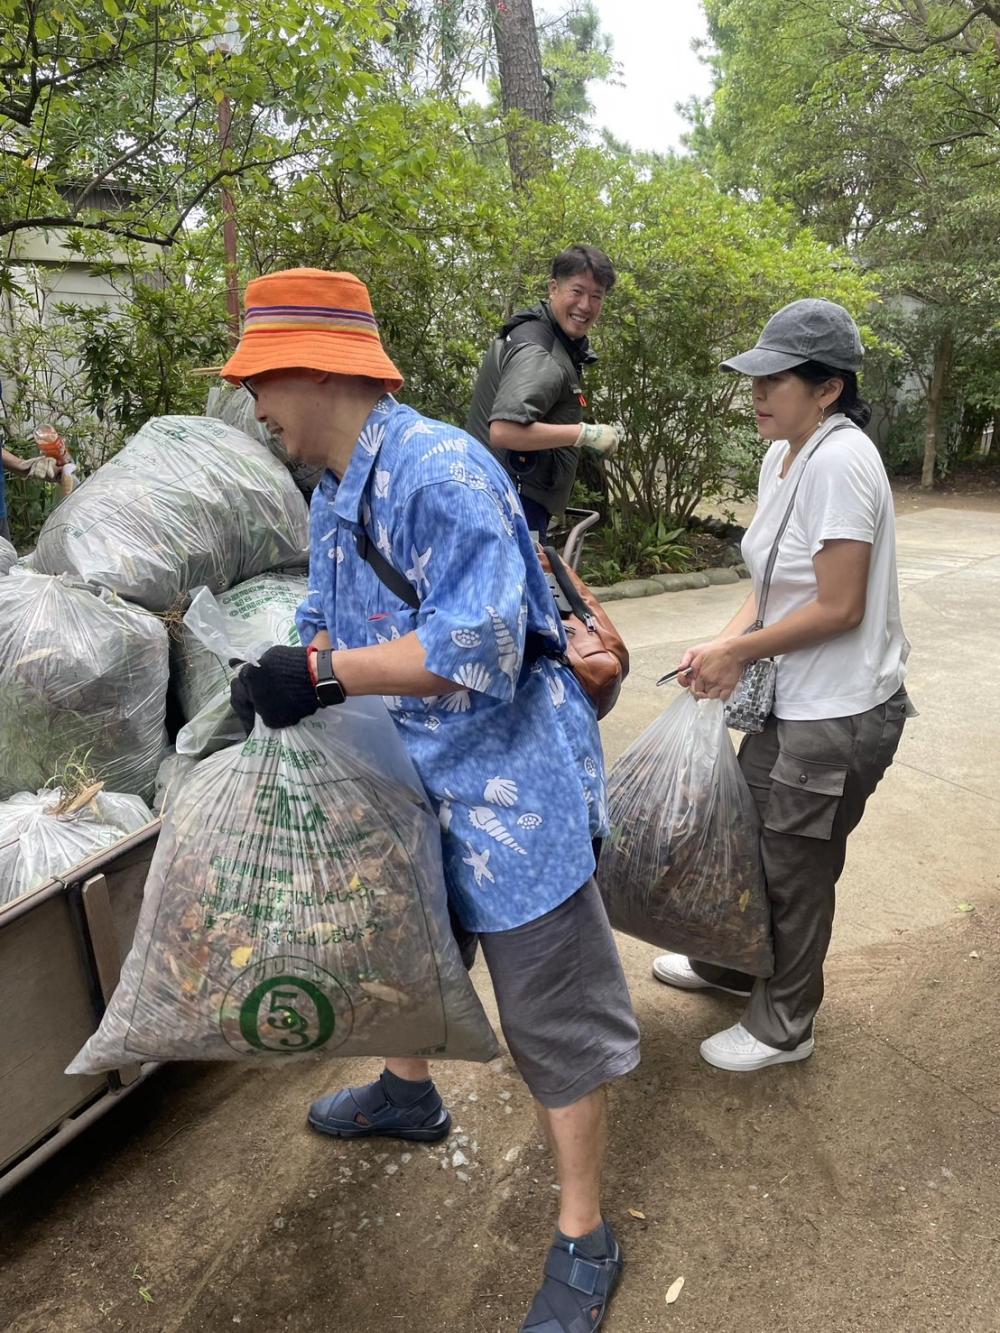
692 686 912 1050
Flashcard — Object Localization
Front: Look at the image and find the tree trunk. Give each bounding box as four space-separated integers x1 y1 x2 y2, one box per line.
491 0 551 186
921 330 953 489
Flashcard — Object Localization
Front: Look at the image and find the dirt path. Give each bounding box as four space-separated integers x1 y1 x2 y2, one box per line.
890 477 1000 516
1 911 997 1333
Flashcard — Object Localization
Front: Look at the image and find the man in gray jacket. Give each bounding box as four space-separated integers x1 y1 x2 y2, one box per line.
466 245 619 537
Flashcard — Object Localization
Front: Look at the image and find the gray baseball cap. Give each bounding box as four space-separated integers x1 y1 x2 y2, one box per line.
721 299 864 376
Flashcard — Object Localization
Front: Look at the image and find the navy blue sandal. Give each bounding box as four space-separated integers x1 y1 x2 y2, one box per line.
307 1075 452 1143
520 1226 623 1332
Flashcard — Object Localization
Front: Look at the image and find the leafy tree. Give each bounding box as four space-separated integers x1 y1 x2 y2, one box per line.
850 2 1000 68
537 2 617 131
374 1 496 98
691 0 1000 485
0 0 397 248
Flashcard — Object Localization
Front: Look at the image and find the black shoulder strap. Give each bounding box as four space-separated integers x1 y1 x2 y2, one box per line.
355 529 420 610
541 544 594 628
357 524 559 673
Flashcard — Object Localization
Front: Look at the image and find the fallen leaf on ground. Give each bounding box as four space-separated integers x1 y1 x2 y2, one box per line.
665 1276 685 1305
627 1208 646 1220
956 902 976 914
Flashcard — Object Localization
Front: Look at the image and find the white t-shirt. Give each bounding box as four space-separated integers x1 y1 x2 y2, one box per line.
740 414 909 720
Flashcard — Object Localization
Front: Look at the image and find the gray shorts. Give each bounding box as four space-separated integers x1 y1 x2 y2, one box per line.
454 880 640 1109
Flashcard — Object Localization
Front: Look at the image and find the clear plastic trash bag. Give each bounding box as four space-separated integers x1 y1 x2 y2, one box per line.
598 693 773 977
32 416 309 611
204 383 323 494
0 571 168 802
173 572 307 725
152 748 200 816
173 581 307 759
175 690 247 761
0 786 152 907
0 535 15 575
68 594 499 1074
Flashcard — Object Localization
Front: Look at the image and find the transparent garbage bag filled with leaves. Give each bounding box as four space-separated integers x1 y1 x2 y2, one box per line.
0 571 168 802
173 572 307 725
204 383 323 495
0 535 15 575
0 786 153 907
68 595 499 1074
598 693 773 976
32 416 309 612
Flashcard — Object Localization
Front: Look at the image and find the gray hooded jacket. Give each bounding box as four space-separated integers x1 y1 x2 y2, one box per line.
465 301 597 518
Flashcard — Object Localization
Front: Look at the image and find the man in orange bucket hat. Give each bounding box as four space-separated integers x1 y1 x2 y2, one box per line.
224 269 637 1332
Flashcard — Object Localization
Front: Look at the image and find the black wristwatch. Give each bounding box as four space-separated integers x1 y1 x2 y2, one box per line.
313 648 347 707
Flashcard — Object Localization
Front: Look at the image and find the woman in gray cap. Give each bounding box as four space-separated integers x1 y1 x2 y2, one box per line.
653 298 914 1071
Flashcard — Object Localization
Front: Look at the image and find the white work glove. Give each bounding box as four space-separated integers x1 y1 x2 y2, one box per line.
26 455 58 481
575 422 620 458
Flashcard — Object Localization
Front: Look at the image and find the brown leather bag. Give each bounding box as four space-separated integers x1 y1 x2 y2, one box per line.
354 527 629 719
537 544 629 720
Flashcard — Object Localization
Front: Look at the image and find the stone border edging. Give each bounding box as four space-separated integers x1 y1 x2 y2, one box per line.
590 564 750 603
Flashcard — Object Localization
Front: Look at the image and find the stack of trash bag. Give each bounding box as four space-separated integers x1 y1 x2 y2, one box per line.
0 571 168 803
204 383 322 495
68 594 499 1073
32 416 309 612
0 785 152 906
598 693 773 977
1 414 317 916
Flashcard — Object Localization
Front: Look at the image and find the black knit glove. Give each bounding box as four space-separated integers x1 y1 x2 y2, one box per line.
230 645 319 731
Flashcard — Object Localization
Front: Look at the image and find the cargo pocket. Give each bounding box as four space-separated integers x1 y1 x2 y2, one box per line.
764 752 848 841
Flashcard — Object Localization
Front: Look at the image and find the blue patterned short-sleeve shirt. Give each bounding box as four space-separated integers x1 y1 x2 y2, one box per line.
296 395 608 933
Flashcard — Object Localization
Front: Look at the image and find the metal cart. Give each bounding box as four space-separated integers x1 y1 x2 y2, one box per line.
0 822 161 1198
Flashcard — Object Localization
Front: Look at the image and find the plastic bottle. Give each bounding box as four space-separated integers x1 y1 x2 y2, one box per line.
35 425 70 466
34 425 78 494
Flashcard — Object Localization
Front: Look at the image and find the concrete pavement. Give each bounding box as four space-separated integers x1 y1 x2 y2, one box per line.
601 506 1000 948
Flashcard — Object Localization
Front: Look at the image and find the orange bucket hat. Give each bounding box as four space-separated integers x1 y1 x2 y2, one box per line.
220 268 403 391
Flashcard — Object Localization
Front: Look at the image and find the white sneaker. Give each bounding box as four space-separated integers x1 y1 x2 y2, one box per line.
699 1022 815 1072
651 953 752 997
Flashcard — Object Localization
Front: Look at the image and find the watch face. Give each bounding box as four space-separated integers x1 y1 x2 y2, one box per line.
316 677 346 707
313 648 345 707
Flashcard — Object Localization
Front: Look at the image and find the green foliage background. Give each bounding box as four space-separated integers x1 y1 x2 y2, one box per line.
1 0 996 562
